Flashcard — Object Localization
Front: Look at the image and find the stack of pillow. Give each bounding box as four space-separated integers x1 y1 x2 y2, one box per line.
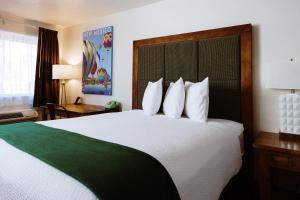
142 77 209 122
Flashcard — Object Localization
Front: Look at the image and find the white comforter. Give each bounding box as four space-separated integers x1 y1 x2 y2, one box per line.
0 110 243 200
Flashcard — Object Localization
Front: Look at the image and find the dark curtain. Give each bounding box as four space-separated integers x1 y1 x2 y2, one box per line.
33 27 60 107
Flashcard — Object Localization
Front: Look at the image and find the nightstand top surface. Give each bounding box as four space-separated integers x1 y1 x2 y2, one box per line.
253 132 300 154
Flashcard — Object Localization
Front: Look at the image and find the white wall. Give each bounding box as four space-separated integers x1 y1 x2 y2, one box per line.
60 0 300 133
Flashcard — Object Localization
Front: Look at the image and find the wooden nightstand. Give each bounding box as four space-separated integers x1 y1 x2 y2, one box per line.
253 132 300 200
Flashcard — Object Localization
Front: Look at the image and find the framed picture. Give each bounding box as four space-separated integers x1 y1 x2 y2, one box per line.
82 26 113 95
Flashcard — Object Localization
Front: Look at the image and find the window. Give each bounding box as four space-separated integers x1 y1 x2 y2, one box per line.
0 30 37 110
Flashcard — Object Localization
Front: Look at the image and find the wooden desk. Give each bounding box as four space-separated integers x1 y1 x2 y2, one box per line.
253 132 300 200
40 104 119 120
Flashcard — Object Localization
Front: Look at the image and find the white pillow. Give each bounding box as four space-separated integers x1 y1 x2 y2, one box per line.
163 77 185 118
184 77 209 122
142 78 163 116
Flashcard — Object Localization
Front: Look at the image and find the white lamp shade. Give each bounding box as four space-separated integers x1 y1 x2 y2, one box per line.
266 62 300 89
52 65 81 80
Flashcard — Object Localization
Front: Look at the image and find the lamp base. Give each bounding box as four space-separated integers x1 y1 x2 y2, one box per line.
279 132 300 140
60 80 67 105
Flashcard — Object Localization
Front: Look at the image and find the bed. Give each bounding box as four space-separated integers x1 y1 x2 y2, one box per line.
0 24 252 200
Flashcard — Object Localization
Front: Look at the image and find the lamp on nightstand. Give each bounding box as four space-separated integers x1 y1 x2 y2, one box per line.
52 65 81 105
266 60 300 137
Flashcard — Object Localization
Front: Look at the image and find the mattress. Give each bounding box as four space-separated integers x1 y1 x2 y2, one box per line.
0 110 243 200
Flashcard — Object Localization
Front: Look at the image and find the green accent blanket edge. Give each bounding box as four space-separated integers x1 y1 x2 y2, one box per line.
0 122 180 200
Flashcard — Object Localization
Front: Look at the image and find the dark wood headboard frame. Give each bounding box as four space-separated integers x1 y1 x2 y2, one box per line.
132 24 253 153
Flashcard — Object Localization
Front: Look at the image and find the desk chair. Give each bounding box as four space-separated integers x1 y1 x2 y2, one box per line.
46 103 70 120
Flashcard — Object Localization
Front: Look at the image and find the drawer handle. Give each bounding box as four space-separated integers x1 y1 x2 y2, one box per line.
271 155 290 164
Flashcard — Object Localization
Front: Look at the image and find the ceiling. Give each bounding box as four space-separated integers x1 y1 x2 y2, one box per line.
0 0 162 28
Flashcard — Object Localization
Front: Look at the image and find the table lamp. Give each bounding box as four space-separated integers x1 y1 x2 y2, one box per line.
52 65 81 105
266 60 300 136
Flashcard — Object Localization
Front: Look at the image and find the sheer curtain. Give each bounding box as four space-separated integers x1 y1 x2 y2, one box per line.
0 30 38 111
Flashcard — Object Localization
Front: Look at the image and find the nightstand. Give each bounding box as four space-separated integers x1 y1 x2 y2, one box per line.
253 132 300 200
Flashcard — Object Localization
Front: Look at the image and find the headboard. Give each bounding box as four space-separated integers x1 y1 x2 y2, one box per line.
132 24 252 152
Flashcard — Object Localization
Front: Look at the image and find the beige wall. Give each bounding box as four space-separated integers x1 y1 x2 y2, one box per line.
60 0 300 133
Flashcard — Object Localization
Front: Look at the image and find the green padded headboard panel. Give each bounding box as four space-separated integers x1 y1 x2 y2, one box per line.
137 45 164 108
198 36 240 121
136 35 241 122
165 41 198 86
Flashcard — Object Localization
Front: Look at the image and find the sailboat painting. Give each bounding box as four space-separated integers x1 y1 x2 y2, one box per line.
82 26 113 95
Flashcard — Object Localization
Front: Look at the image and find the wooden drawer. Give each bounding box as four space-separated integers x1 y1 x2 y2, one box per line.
291 157 300 171
270 152 300 172
270 153 291 168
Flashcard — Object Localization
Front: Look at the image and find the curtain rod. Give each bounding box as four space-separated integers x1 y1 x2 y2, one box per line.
0 17 38 29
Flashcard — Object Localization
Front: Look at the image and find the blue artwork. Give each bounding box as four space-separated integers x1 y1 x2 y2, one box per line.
82 26 113 95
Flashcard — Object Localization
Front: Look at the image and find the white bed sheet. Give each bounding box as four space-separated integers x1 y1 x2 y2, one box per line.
0 110 243 200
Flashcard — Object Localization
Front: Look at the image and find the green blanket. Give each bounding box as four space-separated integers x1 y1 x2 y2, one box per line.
0 122 180 200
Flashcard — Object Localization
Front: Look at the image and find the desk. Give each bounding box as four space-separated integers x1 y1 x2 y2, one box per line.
40 104 119 120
